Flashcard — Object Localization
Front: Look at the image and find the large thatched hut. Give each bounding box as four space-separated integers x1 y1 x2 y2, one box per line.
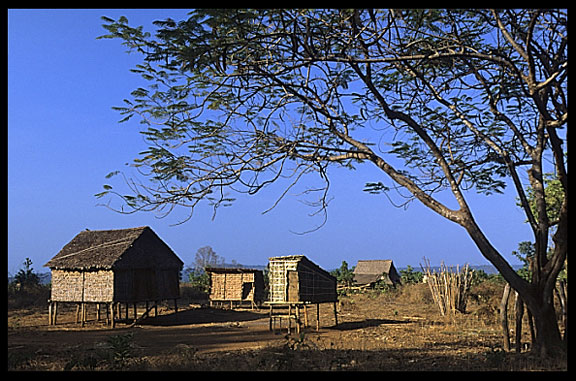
206 267 265 309
44 226 183 326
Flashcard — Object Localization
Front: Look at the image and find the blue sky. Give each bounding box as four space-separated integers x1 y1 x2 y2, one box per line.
8 9 531 275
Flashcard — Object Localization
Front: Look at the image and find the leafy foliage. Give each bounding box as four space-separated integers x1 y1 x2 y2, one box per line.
331 260 355 288
400 265 423 284
96 10 565 226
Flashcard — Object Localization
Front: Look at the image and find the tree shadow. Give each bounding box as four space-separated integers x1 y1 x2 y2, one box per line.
330 318 412 331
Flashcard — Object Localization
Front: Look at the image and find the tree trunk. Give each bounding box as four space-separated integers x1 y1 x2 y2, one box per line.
528 299 564 357
463 218 565 357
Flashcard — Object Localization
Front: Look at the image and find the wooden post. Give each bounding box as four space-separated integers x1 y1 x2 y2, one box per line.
174 298 178 314
295 304 301 334
269 304 273 331
76 303 81 324
53 302 58 325
303 304 309 328
133 303 137 321
111 302 116 328
316 303 320 331
287 304 292 334
514 292 524 353
48 301 53 325
500 283 511 351
333 302 339 327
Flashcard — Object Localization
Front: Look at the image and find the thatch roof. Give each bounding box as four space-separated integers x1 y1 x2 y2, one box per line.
353 260 402 286
44 226 183 271
268 255 335 280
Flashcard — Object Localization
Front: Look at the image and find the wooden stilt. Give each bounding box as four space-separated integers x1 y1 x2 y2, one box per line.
303 304 309 328
287 304 292 333
53 302 58 325
316 303 320 331
333 301 338 327
48 301 53 325
295 305 301 334
269 304 273 331
76 303 81 324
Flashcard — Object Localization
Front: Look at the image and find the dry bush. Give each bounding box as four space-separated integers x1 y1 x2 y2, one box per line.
396 282 434 305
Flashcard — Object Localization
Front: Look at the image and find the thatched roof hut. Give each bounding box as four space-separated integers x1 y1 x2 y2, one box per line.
206 267 264 308
353 260 402 287
268 255 337 304
45 226 183 304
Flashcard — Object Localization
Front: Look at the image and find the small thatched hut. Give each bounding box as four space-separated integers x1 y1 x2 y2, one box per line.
267 255 338 333
44 226 183 326
268 255 337 304
353 259 402 287
206 267 265 308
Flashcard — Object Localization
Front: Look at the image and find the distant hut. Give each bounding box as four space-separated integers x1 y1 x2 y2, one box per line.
353 260 402 288
44 226 183 327
267 255 338 332
206 267 264 309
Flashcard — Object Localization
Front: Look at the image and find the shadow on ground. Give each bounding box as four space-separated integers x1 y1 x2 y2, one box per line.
329 318 412 331
139 307 265 327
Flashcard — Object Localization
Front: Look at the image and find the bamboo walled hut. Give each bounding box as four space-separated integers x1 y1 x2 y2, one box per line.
44 226 183 327
268 255 337 303
267 255 338 333
206 267 265 308
353 259 402 288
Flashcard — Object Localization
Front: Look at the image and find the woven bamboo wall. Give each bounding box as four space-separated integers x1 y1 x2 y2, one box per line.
269 258 299 303
51 269 114 302
51 268 180 303
210 272 255 301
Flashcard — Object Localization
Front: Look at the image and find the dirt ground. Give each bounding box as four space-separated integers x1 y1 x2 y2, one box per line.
7 283 567 371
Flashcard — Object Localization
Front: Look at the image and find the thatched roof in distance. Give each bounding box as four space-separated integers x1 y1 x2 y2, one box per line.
353 260 402 286
44 226 183 271
206 267 263 274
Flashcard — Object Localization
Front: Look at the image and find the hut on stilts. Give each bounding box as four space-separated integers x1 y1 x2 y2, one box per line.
44 226 183 327
267 255 338 334
206 267 265 309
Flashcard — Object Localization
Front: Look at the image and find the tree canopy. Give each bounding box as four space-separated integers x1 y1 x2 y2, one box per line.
97 9 567 355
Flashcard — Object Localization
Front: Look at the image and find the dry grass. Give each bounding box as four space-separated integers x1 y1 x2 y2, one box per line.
8 281 567 371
